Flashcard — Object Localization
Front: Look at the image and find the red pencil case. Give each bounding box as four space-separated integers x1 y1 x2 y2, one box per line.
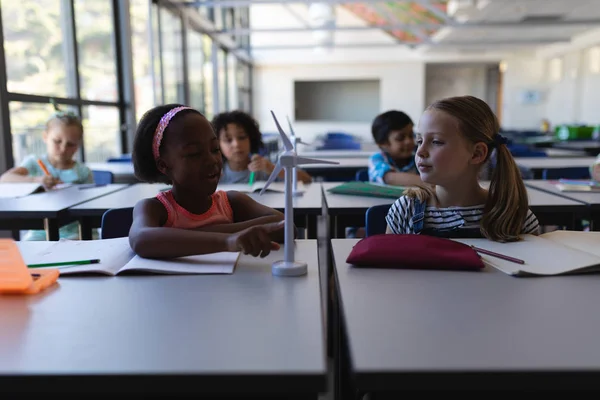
346 234 485 271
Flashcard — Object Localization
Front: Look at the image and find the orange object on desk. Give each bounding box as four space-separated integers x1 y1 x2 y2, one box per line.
0 239 59 295
36 158 51 176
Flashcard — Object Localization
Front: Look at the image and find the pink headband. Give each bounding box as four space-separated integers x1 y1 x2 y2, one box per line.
152 106 193 160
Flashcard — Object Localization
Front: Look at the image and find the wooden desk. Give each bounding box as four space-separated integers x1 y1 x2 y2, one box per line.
515 157 596 178
552 140 600 156
0 240 326 397
68 183 169 240
87 162 137 184
302 158 369 181
0 184 128 240
321 181 588 237
525 180 600 229
331 238 600 394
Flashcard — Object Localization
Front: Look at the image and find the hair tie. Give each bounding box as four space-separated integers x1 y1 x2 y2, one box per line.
493 134 508 146
152 106 193 161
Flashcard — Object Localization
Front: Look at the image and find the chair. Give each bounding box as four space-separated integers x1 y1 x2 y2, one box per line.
101 207 133 239
542 167 591 180
365 204 391 237
92 170 114 185
355 168 369 182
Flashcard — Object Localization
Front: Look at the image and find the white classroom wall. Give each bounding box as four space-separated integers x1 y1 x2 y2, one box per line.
253 62 425 143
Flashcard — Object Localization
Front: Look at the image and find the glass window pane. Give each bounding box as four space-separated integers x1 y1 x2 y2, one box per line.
203 36 214 119
218 49 227 112
227 53 237 111
160 8 184 104
151 4 163 104
130 0 156 119
9 102 77 165
1 0 69 97
81 106 120 162
187 30 205 113
74 0 118 101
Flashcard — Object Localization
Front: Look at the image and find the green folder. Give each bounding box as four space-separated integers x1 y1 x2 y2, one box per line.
327 181 406 199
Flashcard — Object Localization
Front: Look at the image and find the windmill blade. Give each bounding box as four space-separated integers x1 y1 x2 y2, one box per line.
286 115 295 138
271 110 294 152
295 156 340 166
296 139 311 146
259 162 283 196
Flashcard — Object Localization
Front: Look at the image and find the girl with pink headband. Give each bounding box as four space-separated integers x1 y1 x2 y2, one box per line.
128 104 286 259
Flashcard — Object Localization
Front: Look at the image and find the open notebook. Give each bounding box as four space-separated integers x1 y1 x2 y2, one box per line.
454 231 600 277
20 237 240 276
553 179 600 192
0 182 73 198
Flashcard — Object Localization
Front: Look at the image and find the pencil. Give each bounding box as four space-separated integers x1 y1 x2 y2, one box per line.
28 259 100 268
248 153 255 186
470 246 525 265
37 159 51 176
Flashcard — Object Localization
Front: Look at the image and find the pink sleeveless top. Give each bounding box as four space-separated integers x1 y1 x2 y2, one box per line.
156 190 234 229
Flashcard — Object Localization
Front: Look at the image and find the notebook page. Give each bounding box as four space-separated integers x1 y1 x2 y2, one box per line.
24 237 134 276
454 235 600 276
118 251 240 274
0 183 43 198
540 231 600 258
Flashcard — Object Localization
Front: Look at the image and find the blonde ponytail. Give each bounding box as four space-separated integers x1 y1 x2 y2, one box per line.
480 145 529 242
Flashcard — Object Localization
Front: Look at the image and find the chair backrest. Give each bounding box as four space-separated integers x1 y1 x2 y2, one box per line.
542 167 591 180
365 204 391 237
101 207 134 239
92 170 114 185
355 168 369 182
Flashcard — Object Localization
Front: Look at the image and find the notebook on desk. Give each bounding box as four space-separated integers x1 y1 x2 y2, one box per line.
327 181 406 199
553 179 600 192
21 237 240 276
0 182 73 198
455 231 600 277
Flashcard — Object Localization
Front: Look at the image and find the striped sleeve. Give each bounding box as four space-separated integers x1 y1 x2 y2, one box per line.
522 209 540 235
385 196 414 234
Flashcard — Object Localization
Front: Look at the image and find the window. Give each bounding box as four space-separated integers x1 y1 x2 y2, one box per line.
227 53 237 110
160 7 184 104
549 57 563 82
217 48 228 112
1 0 69 97
590 46 600 74
187 29 205 113
130 0 156 120
81 105 120 162
74 0 118 102
203 35 214 119
237 61 252 112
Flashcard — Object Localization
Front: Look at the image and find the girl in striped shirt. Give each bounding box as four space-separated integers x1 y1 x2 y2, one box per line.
386 95 539 242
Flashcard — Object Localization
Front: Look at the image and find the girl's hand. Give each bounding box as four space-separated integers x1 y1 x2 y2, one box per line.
248 154 273 174
38 175 61 189
226 220 284 257
593 164 600 182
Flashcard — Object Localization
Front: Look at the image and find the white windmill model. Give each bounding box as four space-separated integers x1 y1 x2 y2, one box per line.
286 115 310 197
260 111 339 277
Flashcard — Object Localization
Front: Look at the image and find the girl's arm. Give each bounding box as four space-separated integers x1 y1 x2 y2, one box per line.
128 198 282 259
0 167 59 188
193 191 287 241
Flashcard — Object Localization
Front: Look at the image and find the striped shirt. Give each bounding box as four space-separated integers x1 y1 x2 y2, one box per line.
385 195 540 235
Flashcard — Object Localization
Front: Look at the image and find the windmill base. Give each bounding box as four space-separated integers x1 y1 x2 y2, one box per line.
292 190 304 197
272 260 308 276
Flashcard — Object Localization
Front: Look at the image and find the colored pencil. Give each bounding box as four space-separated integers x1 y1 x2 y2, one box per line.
37 159 51 176
28 259 100 268
471 246 525 265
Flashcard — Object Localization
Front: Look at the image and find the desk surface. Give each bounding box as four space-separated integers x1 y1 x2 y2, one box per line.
0 240 326 394
321 181 585 213
69 183 169 216
525 180 600 209
0 184 128 218
515 156 595 169
332 238 600 390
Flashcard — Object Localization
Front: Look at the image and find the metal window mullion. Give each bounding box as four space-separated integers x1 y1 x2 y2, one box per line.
113 0 136 155
5 93 120 108
157 5 166 104
0 5 14 171
211 40 219 113
63 0 85 160
181 11 190 105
